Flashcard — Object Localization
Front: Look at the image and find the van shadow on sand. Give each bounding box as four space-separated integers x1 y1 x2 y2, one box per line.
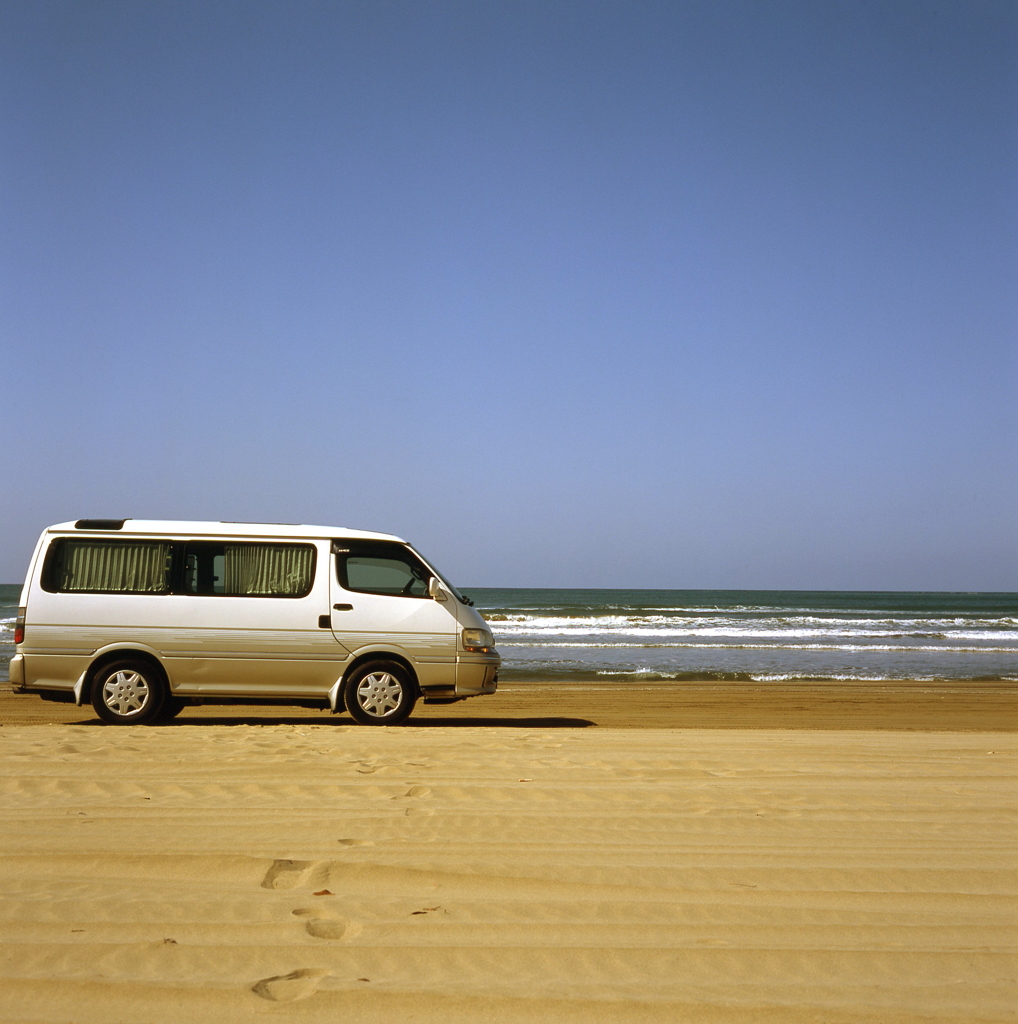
175 715 595 728
75 714 595 728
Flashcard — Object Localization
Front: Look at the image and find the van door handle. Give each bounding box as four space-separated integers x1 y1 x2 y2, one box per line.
333 603 353 611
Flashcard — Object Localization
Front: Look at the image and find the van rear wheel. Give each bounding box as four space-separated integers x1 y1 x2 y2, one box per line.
343 661 416 726
91 659 167 725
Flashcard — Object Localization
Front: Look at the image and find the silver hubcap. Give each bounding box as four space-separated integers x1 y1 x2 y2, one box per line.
102 670 150 716
355 671 403 717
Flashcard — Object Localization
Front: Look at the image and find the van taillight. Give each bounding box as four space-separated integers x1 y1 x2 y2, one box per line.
14 608 25 645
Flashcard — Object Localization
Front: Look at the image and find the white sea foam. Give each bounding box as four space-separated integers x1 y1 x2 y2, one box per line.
744 672 1013 683
475 589 1018 681
585 669 1007 682
490 606 1015 627
489 621 1018 643
483 605 1018 623
481 610 1015 651
495 640 1018 654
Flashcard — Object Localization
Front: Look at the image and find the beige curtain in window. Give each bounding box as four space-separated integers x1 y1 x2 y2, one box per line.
223 544 313 596
61 541 171 592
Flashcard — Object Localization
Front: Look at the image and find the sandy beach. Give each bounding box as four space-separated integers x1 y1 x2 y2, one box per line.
1 682 1016 1023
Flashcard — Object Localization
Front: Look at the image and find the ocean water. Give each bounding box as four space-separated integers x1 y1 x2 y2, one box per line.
1 584 20 682
467 588 1018 683
3 583 1016 684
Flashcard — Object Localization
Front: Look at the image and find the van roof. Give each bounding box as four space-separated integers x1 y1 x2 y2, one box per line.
47 520 406 542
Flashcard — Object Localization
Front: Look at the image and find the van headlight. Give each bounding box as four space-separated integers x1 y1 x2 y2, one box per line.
462 627 494 651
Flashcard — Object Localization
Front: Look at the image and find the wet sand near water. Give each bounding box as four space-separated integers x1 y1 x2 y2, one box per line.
0 681 1015 1023
2 678 1016 730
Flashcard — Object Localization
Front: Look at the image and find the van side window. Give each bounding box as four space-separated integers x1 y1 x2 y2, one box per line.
44 539 172 594
182 542 315 597
336 542 430 597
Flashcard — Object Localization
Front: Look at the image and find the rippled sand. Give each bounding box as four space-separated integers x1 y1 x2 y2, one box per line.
0 684 1015 1022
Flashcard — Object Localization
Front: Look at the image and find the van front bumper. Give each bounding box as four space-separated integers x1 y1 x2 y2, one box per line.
456 652 500 695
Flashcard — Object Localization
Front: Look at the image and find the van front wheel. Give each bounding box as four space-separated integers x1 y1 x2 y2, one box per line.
91 659 167 725
343 661 416 726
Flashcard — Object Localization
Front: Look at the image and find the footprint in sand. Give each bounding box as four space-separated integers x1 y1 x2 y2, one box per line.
305 918 358 940
261 859 316 890
292 907 362 941
394 785 431 800
252 968 330 1001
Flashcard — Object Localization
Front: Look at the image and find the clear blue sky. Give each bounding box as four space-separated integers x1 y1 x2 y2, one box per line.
2 0 1015 589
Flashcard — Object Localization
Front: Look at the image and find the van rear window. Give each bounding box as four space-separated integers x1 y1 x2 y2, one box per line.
45 539 172 594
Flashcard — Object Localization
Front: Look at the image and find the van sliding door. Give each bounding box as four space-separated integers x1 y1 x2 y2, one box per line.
164 539 343 696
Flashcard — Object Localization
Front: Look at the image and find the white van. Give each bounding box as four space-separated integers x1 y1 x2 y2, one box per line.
8 520 498 725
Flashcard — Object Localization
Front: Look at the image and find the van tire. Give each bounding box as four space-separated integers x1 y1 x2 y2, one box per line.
91 659 167 725
343 660 416 726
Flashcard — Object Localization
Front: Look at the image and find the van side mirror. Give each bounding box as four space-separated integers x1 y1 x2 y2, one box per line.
427 577 448 601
